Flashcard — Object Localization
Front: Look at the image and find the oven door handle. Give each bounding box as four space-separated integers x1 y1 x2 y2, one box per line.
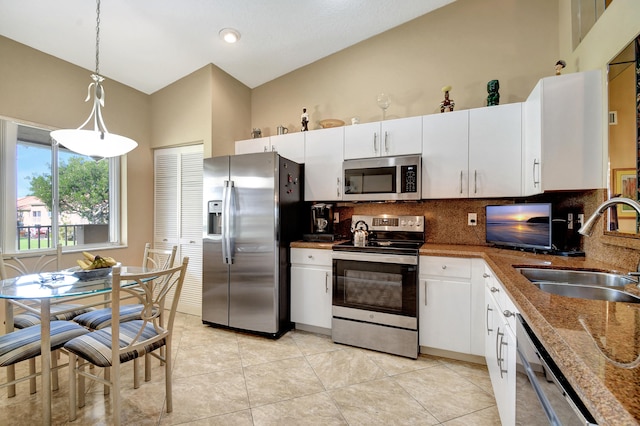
332 251 418 265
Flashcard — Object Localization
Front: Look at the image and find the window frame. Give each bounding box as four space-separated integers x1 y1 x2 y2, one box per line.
0 119 122 254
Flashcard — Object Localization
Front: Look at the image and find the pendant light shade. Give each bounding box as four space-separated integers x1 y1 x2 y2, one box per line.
51 0 137 159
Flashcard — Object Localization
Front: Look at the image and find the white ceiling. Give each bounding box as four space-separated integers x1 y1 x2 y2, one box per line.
0 0 454 94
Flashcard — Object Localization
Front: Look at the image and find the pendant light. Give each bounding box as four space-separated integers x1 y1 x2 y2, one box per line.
51 0 137 159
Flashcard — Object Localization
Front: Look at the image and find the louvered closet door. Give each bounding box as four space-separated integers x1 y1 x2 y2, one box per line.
154 145 203 315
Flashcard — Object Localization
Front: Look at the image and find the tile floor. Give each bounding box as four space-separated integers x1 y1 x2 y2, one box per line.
0 313 500 425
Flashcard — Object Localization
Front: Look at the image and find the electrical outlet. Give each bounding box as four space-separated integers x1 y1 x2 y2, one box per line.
468 213 477 226
578 213 584 226
567 213 574 230
333 212 339 223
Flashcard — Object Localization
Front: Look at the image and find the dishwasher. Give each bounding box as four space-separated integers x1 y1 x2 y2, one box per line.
516 314 597 425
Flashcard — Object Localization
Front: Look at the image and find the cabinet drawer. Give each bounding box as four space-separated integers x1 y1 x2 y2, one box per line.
291 248 332 267
420 256 471 279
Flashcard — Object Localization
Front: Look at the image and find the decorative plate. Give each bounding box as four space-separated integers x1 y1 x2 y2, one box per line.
319 119 345 128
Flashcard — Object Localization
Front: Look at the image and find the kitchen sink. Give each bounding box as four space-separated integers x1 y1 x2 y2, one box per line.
518 267 636 287
517 267 640 303
534 282 640 303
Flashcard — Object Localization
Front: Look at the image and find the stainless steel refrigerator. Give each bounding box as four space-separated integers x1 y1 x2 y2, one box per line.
202 152 303 337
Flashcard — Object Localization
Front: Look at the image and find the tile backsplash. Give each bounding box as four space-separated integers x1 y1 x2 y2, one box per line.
330 189 640 271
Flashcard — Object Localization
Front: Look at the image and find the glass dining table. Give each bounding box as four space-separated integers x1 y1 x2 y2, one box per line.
0 266 150 425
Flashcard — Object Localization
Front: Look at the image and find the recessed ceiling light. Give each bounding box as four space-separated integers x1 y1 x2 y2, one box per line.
219 28 241 44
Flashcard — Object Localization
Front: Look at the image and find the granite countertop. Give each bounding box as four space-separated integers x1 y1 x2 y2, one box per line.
419 244 640 426
292 240 640 424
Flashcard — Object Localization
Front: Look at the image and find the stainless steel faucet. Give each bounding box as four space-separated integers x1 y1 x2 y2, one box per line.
578 197 640 236
579 197 640 281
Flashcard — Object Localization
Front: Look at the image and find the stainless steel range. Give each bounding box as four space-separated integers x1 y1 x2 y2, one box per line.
332 214 424 359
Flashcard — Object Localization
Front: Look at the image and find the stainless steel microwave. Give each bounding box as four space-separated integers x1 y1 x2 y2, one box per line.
342 155 421 201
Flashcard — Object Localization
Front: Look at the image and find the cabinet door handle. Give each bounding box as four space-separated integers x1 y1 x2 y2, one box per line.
459 171 463 195
263 146 268 152
483 273 490 278
496 327 503 368
325 272 329 293
384 131 389 153
474 170 478 194
503 310 514 318
499 331 508 378
271 145 276 152
490 286 499 293
373 133 378 154
423 281 428 306
337 178 341 197
307 255 313 259
486 304 493 335
441 265 447 270
533 159 540 187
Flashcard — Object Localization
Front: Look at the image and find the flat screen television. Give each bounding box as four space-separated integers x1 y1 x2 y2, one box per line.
485 203 552 251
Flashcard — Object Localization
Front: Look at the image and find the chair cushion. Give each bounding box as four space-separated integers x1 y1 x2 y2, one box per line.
72 304 147 330
0 321 89 367
64 321 166 368
13 304 96 329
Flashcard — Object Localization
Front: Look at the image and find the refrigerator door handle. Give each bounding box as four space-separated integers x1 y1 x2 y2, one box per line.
227 180 236 264
222 180 232 264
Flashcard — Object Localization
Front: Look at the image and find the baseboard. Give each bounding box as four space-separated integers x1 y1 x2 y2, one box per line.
419 346 486 365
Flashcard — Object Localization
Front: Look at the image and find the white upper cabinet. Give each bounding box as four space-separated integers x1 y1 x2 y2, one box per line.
468 103 522 198
304 126 344 201
270 132 305 163
235 137 270 155
422 110 470 198
344 116 422 159
422 103 522 199
235 133 305 164
522 70 603 195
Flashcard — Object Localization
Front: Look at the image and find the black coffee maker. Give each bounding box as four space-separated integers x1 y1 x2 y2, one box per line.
303 203 335 241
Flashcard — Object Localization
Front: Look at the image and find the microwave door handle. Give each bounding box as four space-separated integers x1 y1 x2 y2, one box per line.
373 132 378 154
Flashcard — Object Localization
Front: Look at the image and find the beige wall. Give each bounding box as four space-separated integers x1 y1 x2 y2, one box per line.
210 65 252 158
251 0 559 135
150 63 251 158
150 66 213 152
0 35 152 265
608 64 636 171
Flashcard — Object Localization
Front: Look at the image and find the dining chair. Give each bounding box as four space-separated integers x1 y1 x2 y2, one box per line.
0 320 89 399
71 243 177 385
0 246 94 397
65 257 189 425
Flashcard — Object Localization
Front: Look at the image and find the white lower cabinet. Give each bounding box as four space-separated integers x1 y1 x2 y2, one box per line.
483 264 517 425
290 248 332 330
418 256 484 356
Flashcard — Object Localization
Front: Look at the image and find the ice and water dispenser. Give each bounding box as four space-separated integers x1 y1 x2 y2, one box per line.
207 200 222 235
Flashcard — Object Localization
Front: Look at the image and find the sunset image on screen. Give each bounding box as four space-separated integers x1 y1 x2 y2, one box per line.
486 204 551 248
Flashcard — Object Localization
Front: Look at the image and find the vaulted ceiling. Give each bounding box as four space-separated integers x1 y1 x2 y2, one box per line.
0 0 454 94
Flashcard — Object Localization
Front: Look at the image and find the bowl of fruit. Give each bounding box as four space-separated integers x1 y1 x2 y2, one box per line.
70 252 119 281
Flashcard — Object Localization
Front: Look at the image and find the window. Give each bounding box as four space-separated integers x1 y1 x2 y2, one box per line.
0 120 121 252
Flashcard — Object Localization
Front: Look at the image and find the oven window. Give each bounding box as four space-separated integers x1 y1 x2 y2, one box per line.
344 167 395 194
333 259 416 317
345 270 402 310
